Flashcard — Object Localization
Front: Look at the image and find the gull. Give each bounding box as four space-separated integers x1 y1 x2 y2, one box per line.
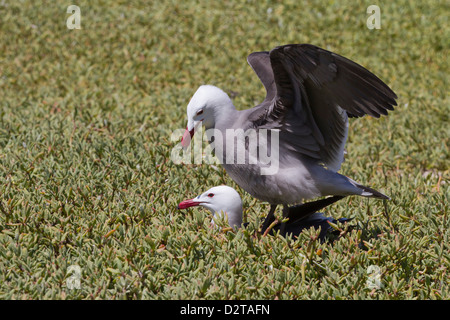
178 186 351 240
181 44 397 230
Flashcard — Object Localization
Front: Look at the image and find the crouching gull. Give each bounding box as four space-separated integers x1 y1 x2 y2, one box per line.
181 44 397 231
178 186 351 241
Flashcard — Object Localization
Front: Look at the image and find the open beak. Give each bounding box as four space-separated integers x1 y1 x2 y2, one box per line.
177 198 203 210
181 127 195 149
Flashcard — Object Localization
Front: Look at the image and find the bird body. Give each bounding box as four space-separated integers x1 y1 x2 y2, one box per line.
222 150 373 204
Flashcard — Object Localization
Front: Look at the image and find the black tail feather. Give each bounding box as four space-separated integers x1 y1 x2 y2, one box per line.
288 195 345 224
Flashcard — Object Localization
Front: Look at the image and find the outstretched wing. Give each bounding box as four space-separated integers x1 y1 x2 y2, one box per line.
247 51 277 102
246 44 397 171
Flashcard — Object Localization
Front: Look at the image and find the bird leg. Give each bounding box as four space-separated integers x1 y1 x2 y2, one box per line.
260 204 277 234
280 205 289 236
383 199 394 229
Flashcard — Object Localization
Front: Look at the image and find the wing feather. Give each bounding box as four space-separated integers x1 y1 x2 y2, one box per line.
246 44 397 171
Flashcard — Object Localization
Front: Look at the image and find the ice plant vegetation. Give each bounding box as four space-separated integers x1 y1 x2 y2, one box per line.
0 1 447 300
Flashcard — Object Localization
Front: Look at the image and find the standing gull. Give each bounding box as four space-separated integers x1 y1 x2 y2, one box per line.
181 44 397 229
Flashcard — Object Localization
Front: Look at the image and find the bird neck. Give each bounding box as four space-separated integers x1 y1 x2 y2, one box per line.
211 208 243 230
205 101 237 131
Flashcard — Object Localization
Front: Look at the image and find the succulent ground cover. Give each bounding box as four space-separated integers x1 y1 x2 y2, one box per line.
0 0 448 299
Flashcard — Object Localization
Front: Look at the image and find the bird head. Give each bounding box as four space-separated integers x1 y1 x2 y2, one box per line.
178 185 243 229
181 85 233 149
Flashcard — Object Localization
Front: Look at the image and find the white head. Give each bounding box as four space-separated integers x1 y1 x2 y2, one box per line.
181 85 234 148
178 185 243 229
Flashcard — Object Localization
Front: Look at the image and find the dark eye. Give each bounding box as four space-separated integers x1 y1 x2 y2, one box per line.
196 109 203 116
207 193 214 198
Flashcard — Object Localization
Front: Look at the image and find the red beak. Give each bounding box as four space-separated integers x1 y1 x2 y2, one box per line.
177 199 203 210
181 127 195 149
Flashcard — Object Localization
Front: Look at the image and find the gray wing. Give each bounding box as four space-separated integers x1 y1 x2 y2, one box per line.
247 52 276 102
246 44 397 171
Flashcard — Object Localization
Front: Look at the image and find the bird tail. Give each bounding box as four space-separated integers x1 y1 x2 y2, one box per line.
354 182 390 200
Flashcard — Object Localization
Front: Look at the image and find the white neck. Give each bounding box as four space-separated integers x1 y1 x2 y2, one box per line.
207 98 237 131
211 209 243 230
